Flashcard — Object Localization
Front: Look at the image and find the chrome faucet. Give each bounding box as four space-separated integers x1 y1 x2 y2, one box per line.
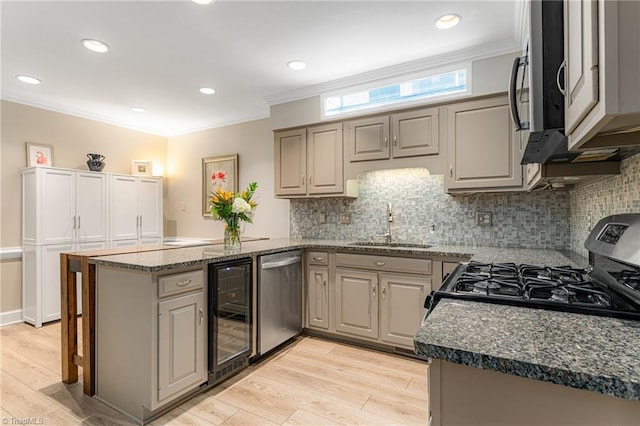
371 203 393 244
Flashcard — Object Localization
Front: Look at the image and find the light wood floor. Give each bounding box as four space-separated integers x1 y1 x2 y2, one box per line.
1 320 429 425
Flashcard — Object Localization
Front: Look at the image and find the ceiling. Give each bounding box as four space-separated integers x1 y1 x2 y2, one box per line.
1 0 524 136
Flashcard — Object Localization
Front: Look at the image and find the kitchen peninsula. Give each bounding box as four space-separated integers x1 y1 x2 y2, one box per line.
76 238 639 424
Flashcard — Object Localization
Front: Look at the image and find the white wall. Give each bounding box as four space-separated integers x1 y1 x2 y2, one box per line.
165 118 289 239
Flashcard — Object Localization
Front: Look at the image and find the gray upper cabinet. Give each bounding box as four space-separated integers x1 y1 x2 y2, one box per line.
307 123 344 195
345 115 390 161
564 0 640 150
444 95 523 192
392 108 439 158
345 107 439 163
274 128 307 196
274 124 345 197
564 0 599 139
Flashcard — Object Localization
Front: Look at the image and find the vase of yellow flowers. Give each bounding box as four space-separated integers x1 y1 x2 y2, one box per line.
209 182 258 250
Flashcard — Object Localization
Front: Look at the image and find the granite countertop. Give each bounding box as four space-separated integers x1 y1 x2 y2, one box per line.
90 238 636 400
415 299 640 401
88 238 587 273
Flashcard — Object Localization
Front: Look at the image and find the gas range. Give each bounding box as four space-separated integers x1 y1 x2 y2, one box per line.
425 214 640 321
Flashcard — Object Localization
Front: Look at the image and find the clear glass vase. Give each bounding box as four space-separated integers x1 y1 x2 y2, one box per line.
224 225 241 250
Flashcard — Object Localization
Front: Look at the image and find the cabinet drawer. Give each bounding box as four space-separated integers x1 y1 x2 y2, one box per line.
158 270 204 298
336 253 431 275
308 251 329 266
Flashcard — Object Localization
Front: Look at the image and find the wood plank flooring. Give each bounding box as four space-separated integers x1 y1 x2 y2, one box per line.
1 320 429 425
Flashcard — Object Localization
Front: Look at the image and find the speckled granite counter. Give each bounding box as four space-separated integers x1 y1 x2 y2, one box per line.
88 238 585 272
415 299 640 401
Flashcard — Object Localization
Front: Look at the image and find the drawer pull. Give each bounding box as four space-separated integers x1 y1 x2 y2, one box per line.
176 279 192 287
373 261 386 267
312 256 324 262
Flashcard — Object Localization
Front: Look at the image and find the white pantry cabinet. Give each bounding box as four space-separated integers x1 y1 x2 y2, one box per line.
109 174 163 246
22 167 108 244
22 167 109 327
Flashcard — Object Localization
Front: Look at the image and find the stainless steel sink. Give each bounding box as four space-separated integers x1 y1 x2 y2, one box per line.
348 241 431 249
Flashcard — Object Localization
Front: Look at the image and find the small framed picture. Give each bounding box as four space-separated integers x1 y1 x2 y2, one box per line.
202 154 238 216
132 160 153 176
25 142 54 167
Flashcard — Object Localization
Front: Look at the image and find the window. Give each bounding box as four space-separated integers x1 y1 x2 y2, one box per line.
322 66 470 118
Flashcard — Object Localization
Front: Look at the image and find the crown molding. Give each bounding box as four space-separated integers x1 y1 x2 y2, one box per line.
1 91 269 137
263 38 521 106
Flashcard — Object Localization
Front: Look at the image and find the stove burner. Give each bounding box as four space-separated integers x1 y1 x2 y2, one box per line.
472 281 502 294
550 288 575 302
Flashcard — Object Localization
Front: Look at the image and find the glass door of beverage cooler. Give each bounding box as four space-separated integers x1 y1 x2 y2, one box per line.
208 258 252 383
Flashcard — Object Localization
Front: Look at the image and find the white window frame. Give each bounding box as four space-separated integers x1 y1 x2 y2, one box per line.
320 62 473 120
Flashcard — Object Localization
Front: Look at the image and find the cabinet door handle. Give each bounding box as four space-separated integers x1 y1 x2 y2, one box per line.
72 216 77 230
382 286 386 299
312 256 324 262
176 279 192 287
450 165 453 178
373 261 385 267
199 308 204 325
383 136 388 147
301 175 305 186
77 216 81 229
556 58 567 96
393 135 398 146
139 215 143 228
136 215 139 227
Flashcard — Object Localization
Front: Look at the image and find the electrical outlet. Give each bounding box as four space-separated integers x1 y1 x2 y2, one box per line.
318 212 326 224
340 212 351 224
476 212 492 226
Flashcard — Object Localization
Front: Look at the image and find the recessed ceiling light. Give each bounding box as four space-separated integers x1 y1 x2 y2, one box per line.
435 14 461 30
131 107 146 113
192 0 215 4
200 87 216 95
82 38 110 53
16 75 41 85
287 60 306 71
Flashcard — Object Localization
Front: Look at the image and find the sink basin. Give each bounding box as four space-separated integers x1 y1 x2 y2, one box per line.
348 241 431 249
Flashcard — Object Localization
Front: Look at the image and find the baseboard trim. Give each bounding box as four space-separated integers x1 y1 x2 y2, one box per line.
0 309 23 327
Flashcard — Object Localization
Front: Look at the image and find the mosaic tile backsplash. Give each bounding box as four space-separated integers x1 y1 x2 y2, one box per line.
570 153 640 257
290 168 571 249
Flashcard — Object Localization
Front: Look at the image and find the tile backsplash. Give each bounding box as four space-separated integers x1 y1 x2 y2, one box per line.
570 153 640 257
290 168 571 249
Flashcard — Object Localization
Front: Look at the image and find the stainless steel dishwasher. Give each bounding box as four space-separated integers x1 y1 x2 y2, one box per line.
258 250 302 355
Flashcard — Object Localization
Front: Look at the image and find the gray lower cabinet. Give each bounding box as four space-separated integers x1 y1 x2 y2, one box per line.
96 266 207 423
158 291 206 401
335 268 379 339
307 265 330 330
379 273 431 347
333 253 432 349
307 251 330 330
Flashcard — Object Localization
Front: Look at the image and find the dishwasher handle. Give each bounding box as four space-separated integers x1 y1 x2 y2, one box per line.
261 256 301 269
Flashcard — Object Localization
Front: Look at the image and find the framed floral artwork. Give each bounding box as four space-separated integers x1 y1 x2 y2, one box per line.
132 160 153 176
202 154 238 216
26 142 54 167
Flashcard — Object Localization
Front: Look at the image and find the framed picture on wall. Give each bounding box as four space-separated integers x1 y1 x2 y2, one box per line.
202 154 238 216
25 142 54 167
131 160 153 176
